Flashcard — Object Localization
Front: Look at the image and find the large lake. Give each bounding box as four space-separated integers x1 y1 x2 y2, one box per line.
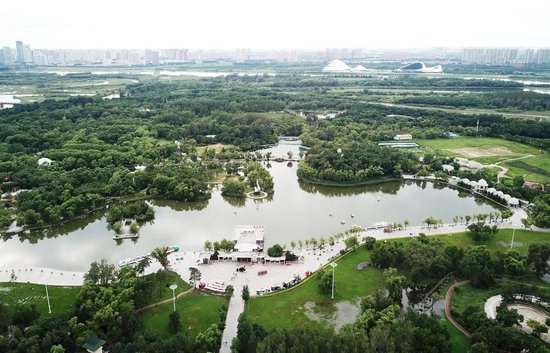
0 141 501 271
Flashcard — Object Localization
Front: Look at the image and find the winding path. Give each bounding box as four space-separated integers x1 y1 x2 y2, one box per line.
445 280 472 338
136 288 194 314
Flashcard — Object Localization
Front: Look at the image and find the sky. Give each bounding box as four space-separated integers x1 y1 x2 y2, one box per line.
1 0 549 50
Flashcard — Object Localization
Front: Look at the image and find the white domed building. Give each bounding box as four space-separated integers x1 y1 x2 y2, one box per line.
477 179 488 191
37 157 52 166
507 197 520 207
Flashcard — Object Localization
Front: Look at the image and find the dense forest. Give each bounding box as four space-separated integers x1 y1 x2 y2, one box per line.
398 91 550 111
1 74 549 229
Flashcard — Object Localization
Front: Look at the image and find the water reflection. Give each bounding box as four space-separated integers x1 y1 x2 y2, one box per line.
151 199 209 212
298 180 403 197
222 196 247 208
0 141 503 271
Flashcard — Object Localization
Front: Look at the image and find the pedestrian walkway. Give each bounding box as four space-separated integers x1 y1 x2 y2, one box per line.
219 285 245 353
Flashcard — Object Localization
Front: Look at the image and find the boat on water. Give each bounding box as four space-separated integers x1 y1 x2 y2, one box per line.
167 245 180 254
118 245 179 267
119 255 146 267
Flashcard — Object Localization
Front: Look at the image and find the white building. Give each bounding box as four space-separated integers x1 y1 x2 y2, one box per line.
394 134 413 140
477 179 488 191
508 197 520 207
232 225 265 252
397 62 443 73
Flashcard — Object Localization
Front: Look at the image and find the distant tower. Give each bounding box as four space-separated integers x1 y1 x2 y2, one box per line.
16 41 25 64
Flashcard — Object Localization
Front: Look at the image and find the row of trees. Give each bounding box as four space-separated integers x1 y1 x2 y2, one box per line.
371 236 550 287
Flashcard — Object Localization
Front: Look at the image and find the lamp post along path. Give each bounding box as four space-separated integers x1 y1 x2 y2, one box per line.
330 263 337 299
169 284 178 312
45 284 51 314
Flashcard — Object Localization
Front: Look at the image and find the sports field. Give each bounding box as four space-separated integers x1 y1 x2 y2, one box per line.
418 137 549 181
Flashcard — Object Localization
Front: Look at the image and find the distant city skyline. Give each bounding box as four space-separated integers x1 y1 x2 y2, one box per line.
1 0 549 50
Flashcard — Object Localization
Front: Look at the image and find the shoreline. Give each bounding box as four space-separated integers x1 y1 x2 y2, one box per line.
0 218 537 288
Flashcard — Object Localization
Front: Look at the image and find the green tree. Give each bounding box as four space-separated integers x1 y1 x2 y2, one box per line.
189 267 201 289
84 260 117 285
242 285 250 302
495 304 523 327
168 311 181 333
344 236 359 252
49 345 65 353
526 243 550 276
224 285 234 300
195 324 222 353
384 267 406 302
267 244 283 257
365 236 376 250
221 178 246 197
135 256 151 275
316 268 334 296
129 221 139 234
151 246 171 270
461 246 494 288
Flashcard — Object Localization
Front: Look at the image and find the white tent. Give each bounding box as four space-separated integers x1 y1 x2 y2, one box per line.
502 194 512 201
507 197 519 207
487 188 497 194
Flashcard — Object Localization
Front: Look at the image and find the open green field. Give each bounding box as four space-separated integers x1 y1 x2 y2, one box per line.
196 144 235 153
418 137 541 164
139 291 226 338
246 247 385 330
503 155 550 183
0 282 80 316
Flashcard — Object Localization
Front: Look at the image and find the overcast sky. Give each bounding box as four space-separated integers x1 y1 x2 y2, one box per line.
1 0 549 49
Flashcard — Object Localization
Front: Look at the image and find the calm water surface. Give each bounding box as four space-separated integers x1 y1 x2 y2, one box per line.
0 142 501 271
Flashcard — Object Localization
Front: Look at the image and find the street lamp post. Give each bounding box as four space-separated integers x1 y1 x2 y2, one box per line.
169 284 178 312
510 228 516 249
330 263 337 299
45 284 51 314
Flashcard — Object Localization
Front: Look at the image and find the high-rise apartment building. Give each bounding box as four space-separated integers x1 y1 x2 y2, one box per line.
537 49 550 64
16 41 25 64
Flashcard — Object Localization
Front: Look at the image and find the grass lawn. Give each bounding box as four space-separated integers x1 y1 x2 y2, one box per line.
246 246 385 330
140 270 191 307
196 144 235 153
139 291 226 338
503 155 550 183
443 318 470 353
417 137 541 164
0 282 80 316
388 228 550 256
